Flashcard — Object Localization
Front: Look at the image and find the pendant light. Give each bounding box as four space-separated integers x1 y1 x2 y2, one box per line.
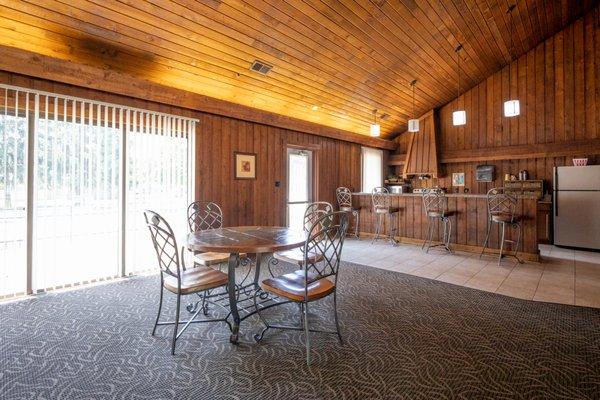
370 109 380 137
452 44 466 126
504 4 520 117
408 79 419 132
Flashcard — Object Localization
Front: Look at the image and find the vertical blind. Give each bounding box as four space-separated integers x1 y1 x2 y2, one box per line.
361 147 383 193
0 84 196 299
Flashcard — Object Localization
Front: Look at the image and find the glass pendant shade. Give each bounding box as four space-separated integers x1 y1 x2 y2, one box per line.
408 119 419 132
370 123 381 137
452 110 466 126
503 99 520 117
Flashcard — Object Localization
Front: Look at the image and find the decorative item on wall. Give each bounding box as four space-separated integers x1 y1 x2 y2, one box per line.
503 4 520 118
234 152 257 179
452 172 465 187
452 44 466 126
476 165 495 182
370 109 380 137
408 79 419 132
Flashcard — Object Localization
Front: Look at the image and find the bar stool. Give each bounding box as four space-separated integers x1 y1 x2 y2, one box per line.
371 187 399 245
422 189 453 253
336 187 360 239
480 187 523 265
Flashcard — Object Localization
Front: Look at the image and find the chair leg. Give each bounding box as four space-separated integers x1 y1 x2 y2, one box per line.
421 219 429 249
253 288 270 342
480 220 492 258
445 217 453 252
425 218 434 253
387 213 399 246
152 279 164 336
304 301 311 366
333 291 343 345
299 302 305 326
498 223 506 266
353 211 360 239
171 292 181 355
372 213 381 244
513 222 523 263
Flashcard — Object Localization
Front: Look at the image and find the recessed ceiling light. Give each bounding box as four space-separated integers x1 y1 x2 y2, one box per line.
311 105 319 111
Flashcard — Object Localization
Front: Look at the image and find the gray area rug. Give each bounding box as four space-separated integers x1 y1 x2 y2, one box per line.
1 261 599 400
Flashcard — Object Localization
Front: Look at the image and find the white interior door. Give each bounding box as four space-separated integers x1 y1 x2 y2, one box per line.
287 148 312 231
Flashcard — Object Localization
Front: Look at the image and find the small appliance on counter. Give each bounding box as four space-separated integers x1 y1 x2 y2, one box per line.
387 184 412 194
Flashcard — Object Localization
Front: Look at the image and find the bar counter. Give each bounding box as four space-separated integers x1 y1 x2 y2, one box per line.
351 193 539 260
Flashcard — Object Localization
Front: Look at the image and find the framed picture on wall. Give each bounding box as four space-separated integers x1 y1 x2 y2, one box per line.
234 152 257 179
452 172 465 187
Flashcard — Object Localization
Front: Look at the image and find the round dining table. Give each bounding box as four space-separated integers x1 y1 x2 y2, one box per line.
186 226 306 343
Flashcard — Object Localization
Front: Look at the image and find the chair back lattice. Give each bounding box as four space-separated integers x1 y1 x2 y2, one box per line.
371 186 391 209
486 187 517 220
422 189 448 216
336 187 353 208
144 210 181 279
187 201 224 233
303 202 334 232
303 211 349 282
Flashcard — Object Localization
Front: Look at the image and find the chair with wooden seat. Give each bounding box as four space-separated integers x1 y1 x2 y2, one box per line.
144 210 229 355
272 201 333 269
422 189 453 253
187 201 231 267
254 211 349 365
480 187 523 265
371 186 399 245
336 187 360 239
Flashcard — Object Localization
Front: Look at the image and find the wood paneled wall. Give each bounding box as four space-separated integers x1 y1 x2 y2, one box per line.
0 71 362 227
396 7 600 194
196 113 362 227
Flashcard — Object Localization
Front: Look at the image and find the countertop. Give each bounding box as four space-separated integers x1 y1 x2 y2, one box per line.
352 192 539 199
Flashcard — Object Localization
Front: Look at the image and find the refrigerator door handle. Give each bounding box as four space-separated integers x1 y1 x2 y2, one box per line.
554 167 558 217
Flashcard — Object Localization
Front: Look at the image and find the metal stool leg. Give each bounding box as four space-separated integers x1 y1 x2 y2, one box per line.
388 212 399 245
444 217 453 252
513 222 523 263
498 222 506 266
372 213 382 244
480 219 492 258
353 210 360 239
422 218 430 250
425 218 434 253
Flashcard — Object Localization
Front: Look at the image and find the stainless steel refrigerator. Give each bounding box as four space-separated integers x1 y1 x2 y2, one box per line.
553 165 600 250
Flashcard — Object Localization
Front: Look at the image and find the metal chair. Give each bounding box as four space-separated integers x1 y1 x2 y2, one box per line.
480 188 523 265
422 189 453 253
187 201 231 267
273 201 333 269
336 187 360 239
254 211 349 365
371 187 399 245
144 210 229 354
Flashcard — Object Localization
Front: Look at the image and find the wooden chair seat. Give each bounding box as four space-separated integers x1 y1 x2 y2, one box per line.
163 266 228 295
491 212 518 223
427 210 455 218
374 206 400 214
193 251 231 266
260 270 335 302
274 248 323 265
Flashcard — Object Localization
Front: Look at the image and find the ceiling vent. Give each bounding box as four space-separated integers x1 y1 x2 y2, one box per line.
250 60 273 75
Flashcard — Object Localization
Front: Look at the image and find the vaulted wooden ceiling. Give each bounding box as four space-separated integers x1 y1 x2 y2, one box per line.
0 0 595 139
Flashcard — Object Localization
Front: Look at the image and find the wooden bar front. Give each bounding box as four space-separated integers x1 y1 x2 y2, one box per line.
352 193 539 260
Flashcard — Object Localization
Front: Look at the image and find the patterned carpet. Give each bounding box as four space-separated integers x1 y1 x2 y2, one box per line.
1 261 600 400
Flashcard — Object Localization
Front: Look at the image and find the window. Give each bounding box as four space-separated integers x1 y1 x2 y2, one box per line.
361 147 383 193
0 85 195 298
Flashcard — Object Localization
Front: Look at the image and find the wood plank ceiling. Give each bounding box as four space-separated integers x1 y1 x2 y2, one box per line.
0 0 595 139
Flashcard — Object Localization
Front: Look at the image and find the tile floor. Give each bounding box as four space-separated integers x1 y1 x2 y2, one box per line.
342 239 600 308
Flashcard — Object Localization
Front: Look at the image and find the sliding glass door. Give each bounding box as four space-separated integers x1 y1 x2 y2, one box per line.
0 89 28 298
287 148 313 231
0 84 195 298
